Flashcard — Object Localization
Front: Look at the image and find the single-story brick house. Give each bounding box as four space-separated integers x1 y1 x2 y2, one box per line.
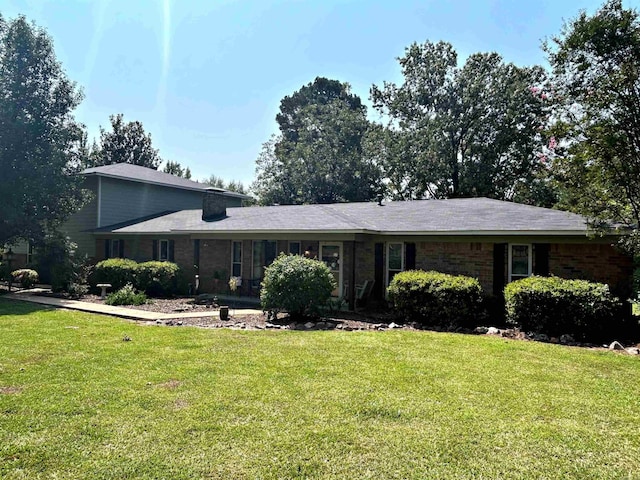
92 190 634 309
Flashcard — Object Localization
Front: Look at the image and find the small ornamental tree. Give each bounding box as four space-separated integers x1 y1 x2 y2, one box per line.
260 254 336 321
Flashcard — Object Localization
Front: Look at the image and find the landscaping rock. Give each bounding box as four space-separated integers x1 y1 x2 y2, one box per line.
487 327 500 335
550 337 559 344
474 326 489 334
625 347 640 355
560 334 576 345
316 321 327 330
265 322 278 329
533 333 549 342
303 322 316 330
388 322 401 329
609 341 625 351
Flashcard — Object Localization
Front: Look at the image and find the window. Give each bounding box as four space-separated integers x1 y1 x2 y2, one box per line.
105 239 124 259
111 239 121 258
159 239 169 261
320 242 343 297
387 242 404 286
231 241 242 277
509 244 532 282
27 242 34 264
288 241 301 255
153 239 174 262
252 240 277 280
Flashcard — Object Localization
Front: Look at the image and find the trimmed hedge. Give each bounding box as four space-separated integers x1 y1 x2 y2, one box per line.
93 259 138 291
137 261 180 297
387 270 483 328
260 254 336 320
504 276 623 342
11 269 39 289
92 259 180 296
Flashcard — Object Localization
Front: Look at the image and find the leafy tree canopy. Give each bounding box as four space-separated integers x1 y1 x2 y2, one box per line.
545 0 640 251
0 15 86 246
163 160 191 179
88 113 161 169
371 41 550 202
253 77 382 205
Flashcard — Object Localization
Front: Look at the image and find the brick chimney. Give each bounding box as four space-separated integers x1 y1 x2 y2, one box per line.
202 188 227 221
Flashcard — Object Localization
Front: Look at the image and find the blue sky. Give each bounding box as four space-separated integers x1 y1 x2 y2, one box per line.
3 0 637 186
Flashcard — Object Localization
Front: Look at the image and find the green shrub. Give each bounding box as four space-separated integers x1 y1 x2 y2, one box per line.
105 284 147 306
11 269 39 289
387 270 483 329
504 276 623 342
260 254 336 321
137 261 180 297
93 258 138 291
66 282 89 299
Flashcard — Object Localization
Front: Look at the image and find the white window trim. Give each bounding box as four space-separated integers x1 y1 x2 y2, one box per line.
385 242 405 289
320 242 343 297
508 243 532 282
231 240 242 278
158 239 170 262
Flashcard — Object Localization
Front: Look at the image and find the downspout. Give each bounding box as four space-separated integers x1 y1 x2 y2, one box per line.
97 176 102 227
349 241 356 310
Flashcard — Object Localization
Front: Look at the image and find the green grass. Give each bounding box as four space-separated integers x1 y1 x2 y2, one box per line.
1 299 639 479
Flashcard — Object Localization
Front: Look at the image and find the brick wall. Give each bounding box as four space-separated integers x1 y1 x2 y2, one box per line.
549 243 633 295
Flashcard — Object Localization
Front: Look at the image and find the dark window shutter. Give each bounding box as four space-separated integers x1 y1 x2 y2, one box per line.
533 244 550 276
193 239 200 268
152 240 158 261
405 243 416 270
104 239 111 259
119 239 125 258
493 243 507 296
168 240 175 262
373 243 384 299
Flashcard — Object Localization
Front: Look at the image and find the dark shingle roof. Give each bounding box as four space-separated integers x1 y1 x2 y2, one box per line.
82 163 250 199
95 198 592 236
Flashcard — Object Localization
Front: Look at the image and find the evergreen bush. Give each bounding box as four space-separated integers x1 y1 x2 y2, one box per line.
11 269 39 289
387 270 483 328
93 258 138 291
504 276 623 342
137 261 180 297
260 254 336 321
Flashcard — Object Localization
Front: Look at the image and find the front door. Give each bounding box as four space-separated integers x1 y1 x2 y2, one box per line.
320 242 343 297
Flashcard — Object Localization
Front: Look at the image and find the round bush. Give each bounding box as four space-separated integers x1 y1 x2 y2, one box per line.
260 254 336 320
387 270 483 328
11 269 39 289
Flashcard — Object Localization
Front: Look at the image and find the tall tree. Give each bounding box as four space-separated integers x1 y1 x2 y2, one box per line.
371 41 550 201
0 15 86 246
89 114 161 169
163 160 191 178
204 174 248 194
253 77 382 205
546 0 640 251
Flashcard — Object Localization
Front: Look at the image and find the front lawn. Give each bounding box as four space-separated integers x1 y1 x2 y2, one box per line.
1 298 639 479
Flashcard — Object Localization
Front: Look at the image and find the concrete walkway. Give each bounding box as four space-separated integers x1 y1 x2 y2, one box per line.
4 290 263 321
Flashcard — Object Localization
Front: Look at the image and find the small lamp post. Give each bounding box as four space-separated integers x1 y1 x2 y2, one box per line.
5 248 14 293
